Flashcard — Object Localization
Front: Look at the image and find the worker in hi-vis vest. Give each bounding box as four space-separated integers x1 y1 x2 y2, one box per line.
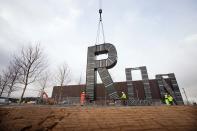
164 93 170 105
80 91 85 106
168 94 173 105
121 92 127 105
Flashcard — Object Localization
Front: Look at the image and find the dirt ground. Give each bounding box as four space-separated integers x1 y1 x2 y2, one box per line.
0 105 196 131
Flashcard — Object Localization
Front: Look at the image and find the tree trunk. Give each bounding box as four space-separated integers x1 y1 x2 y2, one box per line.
7 82 14 98
20 83 27 103
0 85 6 96
7 90 11 98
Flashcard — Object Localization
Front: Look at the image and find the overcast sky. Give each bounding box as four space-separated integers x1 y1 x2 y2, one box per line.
0 0 197 102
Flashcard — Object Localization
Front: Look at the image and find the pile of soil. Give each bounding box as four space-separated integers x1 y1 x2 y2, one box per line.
0 105 196 131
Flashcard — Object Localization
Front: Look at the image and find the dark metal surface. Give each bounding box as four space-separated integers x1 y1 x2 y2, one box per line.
156 73 184 105
125 66 152 100
85 43 118 101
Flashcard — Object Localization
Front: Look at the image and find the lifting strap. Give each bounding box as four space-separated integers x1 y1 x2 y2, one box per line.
95 0 106 45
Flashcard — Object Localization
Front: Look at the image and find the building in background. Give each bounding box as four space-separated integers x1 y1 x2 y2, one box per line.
52 72 184 105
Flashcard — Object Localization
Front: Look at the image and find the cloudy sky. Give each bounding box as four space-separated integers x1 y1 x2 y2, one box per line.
0 0 197 102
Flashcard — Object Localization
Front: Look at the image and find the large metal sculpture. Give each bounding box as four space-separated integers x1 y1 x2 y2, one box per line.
125 66 152 100
86 43 119 101
156 73 183 105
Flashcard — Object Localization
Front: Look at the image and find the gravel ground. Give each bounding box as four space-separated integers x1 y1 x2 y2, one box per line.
0 105 197 131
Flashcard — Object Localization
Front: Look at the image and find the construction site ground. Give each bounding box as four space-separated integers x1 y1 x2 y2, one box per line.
0 105 196 131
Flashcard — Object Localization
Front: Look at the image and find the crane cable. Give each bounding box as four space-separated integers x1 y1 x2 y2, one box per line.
95 0 106 45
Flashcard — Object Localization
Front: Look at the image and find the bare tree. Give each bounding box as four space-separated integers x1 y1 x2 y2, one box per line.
39 72 50 91
56 63 71 103
6 62 21 98
38 71 50 98
15 44 46 103
0 70 11 97
0 74 2 95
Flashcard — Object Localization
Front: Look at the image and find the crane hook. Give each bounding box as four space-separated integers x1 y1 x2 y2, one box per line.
99 9 102 21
